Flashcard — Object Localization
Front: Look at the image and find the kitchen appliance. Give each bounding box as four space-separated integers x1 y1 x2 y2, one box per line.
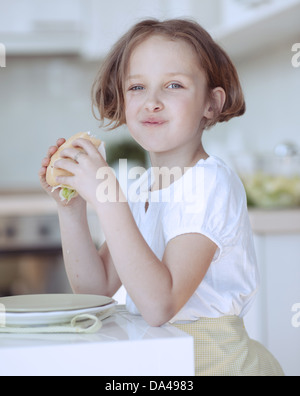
0 191 69 296
0 190 104 296
0 211 67 297
0 191 103 296
232 142 300 209
0 214 62 254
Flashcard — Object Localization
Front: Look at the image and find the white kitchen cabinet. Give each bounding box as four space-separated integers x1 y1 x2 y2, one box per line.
80 0 197 59
0 0 84 54
3 0 298 60
244 209 300 376
0 0 83 33
212 0 300 60
81 0 161 59
0 0 198 57
220 0 299 27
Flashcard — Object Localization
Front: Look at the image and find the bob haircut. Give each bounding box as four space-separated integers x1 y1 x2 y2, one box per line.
92 18 246 130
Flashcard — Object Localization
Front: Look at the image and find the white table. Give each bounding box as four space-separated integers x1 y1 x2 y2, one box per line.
0 306 194 376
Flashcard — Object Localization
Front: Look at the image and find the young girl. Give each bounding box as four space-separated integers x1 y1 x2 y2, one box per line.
39 19 284 376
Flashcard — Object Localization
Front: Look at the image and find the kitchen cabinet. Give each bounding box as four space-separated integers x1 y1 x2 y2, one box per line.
3 0 298 60
244 209 300 376
80 0 197 59
212 0 300 60
0 0 83 54
0 0 196 57
0 306 194 376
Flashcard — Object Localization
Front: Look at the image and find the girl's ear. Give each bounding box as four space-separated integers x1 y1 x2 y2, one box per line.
204 87 226 120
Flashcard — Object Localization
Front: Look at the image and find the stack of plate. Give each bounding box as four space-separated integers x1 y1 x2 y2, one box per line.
0 294 117 327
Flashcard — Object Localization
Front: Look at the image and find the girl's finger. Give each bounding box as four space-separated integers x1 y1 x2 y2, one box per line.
47 139 66 158
60 147 84 161
47 145 58 158
55 175 75 188
57 138 66 147
72 138 98 157
54 158 77 174
39 166 47 177
41 157 50 167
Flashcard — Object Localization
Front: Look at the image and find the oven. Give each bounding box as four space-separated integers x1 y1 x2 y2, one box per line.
0 192 103 297
0 212 70 296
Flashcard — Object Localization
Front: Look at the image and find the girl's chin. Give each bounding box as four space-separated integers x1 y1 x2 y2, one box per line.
139 143 172 154
129 138 162 153
129 131 180 154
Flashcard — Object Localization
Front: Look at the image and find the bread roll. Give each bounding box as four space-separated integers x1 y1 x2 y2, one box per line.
46 131 101 202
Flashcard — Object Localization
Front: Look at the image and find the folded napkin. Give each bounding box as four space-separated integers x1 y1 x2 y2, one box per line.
0 308 115 334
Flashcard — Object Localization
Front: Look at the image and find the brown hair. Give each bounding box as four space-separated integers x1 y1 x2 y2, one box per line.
92 18 245 130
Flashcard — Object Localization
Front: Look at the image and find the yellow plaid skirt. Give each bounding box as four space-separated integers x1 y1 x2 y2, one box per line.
172 316 284 376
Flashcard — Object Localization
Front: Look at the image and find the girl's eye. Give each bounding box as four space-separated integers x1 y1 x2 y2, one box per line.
167 83 183 89
129 85 144 91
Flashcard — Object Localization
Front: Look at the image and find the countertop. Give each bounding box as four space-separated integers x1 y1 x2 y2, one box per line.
0 306 194 376
248 208 300 234
2 192 300 235
0 191 100 217
0 192 57 216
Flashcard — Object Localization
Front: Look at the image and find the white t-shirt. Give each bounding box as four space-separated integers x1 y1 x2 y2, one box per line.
126 156 259 323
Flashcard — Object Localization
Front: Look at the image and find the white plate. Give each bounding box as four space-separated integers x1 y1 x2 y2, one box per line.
0 294 117 327
0 294 114 313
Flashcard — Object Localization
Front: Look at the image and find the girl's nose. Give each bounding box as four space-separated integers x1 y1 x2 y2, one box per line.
145 92 164 112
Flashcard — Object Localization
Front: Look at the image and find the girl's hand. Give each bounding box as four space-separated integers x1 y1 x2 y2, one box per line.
39 138 85 209
54 138 111 207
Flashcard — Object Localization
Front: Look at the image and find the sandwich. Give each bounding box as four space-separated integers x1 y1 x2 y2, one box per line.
46 131 103 203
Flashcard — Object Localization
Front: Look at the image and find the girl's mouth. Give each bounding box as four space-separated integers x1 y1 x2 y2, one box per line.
141 119 167 127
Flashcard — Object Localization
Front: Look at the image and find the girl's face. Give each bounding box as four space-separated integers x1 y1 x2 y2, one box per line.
124 35 213 158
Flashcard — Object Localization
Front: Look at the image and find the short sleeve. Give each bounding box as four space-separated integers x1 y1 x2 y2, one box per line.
162 158 248 263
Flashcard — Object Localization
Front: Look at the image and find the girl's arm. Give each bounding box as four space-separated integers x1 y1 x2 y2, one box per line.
39 139 121 298
57 204 121 297
56 138 217 326
95 200 217 326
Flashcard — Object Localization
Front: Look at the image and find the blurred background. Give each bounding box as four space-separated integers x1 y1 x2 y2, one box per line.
0 0 299 375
